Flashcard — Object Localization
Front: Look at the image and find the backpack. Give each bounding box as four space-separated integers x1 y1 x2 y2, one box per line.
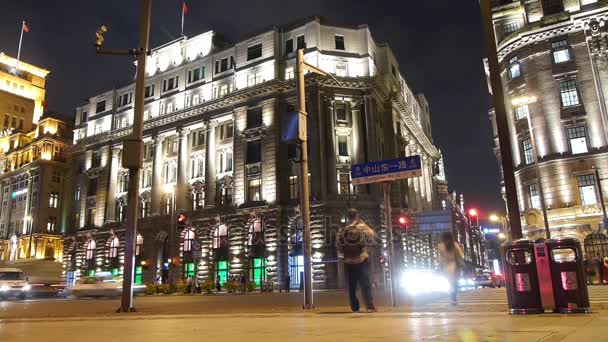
341 225 364 259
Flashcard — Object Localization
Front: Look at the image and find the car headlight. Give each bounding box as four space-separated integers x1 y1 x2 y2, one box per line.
0 285 9 292
22 284 31 291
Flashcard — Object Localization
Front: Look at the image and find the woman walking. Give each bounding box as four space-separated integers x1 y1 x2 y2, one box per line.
438 232 464 305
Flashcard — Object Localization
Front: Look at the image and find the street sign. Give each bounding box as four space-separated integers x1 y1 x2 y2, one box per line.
350 155 422 185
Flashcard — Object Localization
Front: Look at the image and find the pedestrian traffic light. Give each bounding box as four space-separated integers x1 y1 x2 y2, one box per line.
468 208 478 217
95 25 107 47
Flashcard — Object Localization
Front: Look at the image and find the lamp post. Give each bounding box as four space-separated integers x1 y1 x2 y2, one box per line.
489 213 508 239
512 96 551 239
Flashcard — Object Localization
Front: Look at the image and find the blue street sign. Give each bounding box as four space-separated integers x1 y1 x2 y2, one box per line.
351 155 422 185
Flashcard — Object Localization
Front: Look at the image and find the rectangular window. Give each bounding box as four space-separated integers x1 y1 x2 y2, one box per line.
541 0 565 16
335 35 345 50
144 84 155 98
567 125 588 154
49 192 59 208
247 108 263 128
508 57 521 80
335 103 347 122
248 178 262 202
529 183 540 209
220 151 233 173
514 104 529 121
285 39 293 54
338 136 348 156
285 67 294 80
220 58 228 72
289 175 298 199
188 66 205 83
191 129 206 148
220 122 234 140
552 40 571 64
96 100 106 113
297 35 306 50
247 44 263 61
143 143 154 160
246 141 261 164
338 172 350 195
578 174 598 206
559 79 580 108
88 178 98 196
504 22 520 34
163 76 179 92
91 151 102 168
335 62 347 77
47 217 57 233
522 138 534 165
247 73 262 87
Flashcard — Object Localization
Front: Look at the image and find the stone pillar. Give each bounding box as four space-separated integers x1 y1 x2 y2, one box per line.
351 99 364 165
176 127 190 212
205 121 217 207
324 97 337 196
405 144 418 211
419 154 428 211
105 146 121 223
425 158 434 210
151 135 165 215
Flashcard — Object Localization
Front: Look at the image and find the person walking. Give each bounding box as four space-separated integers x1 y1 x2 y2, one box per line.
438 232 464 305
337 208 377 313
216 275 222 292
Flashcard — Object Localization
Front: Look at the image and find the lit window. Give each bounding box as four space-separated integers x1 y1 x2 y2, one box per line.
248 178 262 202
47 217 57 232
552 40 571 64
247 73 262 87
135 234 143 256
248 219 263 246
567 126 588 155
285 67 294 80
335 62 347 77
109 236 120 258
86 240 96 260
559 79 580 107
508 57 521 80
338 172 351 195
289 175 298 199
183 229 195 252
219 185 233 206
529 183 540 209
578 174 597 206
49 192 59 208
514 105 529 121
504 22 520 34
192 190 204 210
522 138 534 165
220 84 228 96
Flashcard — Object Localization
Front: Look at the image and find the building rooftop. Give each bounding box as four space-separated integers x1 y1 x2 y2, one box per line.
0 52 50 79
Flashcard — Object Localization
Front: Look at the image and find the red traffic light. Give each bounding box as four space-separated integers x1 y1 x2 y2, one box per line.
177 214 187 223
398 216 407 225
468 208 478 217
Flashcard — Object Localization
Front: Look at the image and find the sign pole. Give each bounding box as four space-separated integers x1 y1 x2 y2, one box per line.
382 182 397 307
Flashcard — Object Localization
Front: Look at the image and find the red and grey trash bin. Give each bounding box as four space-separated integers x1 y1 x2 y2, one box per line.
546 238 591 313
501 239 544 314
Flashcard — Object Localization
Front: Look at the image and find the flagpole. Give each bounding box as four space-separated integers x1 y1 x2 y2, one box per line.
181 1 185 36
16 20 25 66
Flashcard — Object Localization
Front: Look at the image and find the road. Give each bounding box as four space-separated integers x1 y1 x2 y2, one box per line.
1 287 608 341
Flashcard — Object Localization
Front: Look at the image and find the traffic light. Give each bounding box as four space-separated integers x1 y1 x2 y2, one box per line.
397 215 408 229
176 214 187 231
468 208 478 217
95 25 108 47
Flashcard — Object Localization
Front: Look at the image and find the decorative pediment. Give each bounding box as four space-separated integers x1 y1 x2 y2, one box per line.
117 194 128 206
191 180 205 192
140 190 152 202
217 174 234 187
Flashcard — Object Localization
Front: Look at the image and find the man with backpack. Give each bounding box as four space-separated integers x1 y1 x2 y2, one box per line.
337 208 377 313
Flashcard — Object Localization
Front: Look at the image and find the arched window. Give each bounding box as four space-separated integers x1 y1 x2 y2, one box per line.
135 234 144 256
183 229 195 252
109 236 119 258
584 233 608 260
213 224 228 249
86 240 96 260
247 219 263 246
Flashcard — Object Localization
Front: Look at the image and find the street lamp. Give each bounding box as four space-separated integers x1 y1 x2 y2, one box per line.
468 208 479 227
512 95 551 239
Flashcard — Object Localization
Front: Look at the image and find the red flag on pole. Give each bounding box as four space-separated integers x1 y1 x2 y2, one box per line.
182 1 188 15
23 22 29 33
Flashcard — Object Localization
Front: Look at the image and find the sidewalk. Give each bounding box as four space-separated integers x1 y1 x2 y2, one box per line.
1 311 605 342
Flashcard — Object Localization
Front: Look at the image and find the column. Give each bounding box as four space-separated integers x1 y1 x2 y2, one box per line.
105 146 121 223
351 99 364 165
205 121 217 207
176 127 190 212
151 135 165 215
324 97 337 196
406 144 418 211
23 170 35 235
425 158 433 210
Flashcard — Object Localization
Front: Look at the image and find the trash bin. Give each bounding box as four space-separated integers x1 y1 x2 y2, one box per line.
546 238 591 313
502 239 544 314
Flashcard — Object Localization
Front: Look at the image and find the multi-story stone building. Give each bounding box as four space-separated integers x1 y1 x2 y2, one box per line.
0 53 49 130
488 1 608 256
65 17 446 289
0 113 71 261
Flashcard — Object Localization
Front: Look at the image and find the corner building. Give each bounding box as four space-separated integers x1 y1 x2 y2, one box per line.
488 1 608 255
65 17 445 289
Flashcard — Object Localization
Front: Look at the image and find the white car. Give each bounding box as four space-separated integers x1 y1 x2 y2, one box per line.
0 268 32 300
71 274 144 298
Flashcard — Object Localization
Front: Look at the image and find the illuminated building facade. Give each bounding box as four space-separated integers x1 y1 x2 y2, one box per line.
64 17 447 289
0 113 71 261
488 1 608 251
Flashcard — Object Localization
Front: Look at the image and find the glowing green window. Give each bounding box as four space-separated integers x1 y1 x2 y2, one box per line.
217 260 229 285
135 266 143 285
185 263 195 279
251 258 267 286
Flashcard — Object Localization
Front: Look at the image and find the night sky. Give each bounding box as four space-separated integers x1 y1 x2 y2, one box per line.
0 0 502 216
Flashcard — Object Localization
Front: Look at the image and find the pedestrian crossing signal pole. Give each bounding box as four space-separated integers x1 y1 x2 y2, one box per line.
382 182 397 308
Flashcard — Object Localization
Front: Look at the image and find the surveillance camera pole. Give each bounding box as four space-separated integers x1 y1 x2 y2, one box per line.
94 0 152 312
